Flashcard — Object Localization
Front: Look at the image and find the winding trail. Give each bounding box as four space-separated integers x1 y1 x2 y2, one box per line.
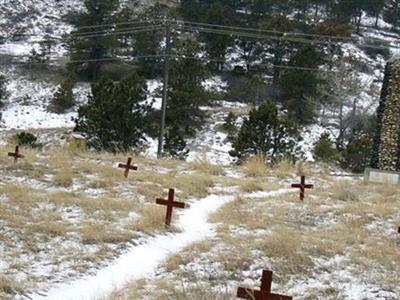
30 188 292 300
30 194 235 300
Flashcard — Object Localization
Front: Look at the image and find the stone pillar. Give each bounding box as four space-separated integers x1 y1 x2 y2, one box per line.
372 59 400 171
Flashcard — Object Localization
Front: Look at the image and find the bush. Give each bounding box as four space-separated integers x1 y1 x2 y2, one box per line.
220 112 237 135
13 132 40 148
227 75 270 104
361 39 391 60
313 133 338 162
341 136 372 173
50 77 75 113
164 126 189 160
230 101 299 162
74 71 151 152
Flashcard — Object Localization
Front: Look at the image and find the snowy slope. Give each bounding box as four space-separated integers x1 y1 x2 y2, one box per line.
0 3 398 160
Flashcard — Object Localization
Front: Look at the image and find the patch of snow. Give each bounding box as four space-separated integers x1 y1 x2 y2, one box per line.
29 193 236 300
202 76 228 93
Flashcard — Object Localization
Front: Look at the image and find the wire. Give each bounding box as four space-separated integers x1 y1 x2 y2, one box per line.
3 52 337 74
75 19 162 31
178 24 398 51
169 54 338 73
68 26 165 40
174 20 356 42
70 25 163 38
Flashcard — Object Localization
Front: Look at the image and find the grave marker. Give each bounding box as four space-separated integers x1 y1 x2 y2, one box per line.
156 188 185 226
237 270 292 300
291 175 313 200
118 157 138 178
8 146 24 163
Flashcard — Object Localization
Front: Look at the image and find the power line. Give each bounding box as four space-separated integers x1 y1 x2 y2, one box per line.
178 24 399 51
70 25 162 38
2 54 163 66
68 26 165 40
174 20 357 42
5 19 397 52
3 52 339 75
75 19 162 31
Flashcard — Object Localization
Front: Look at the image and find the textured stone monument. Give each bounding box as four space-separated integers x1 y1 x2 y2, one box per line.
371 58 400 172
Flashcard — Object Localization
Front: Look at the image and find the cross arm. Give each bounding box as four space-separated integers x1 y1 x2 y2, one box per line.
173 202 185 209
156 198 168 205
237 288 292 300
8 153 24 158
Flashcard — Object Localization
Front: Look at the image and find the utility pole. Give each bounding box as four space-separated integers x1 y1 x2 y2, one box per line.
157 20 171 159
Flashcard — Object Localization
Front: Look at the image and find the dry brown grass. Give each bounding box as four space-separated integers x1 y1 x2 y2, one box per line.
256 226 313 275
129 204 171 233
30 221 69 237
243 155 268 178
329 181 359 202
273 158 296 178
80 223 133 244
0 276 23 295
189 159 225 176
108 278 235 300
137 171 214 198
54 168 74 187
239 179 266 192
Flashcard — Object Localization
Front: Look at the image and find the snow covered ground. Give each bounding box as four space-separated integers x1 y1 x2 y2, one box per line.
30 193 237 300
0 4 399 300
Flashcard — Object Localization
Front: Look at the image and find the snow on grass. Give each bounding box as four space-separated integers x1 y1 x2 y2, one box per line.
145 79 162 110
298 124 327 161
30 193 236 300
202 76 228 93
1 104 76 129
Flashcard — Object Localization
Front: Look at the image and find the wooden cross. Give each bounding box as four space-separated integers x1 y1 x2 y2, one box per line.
156 189 185 226
291 175 313 200
8 146 24 163
237 270 292 300
118 157 138 178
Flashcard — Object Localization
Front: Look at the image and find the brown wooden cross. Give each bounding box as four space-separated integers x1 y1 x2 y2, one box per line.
118 157 138 178
237 270 292 300
156 189 185 226
291 175 313 200
8 146 24 163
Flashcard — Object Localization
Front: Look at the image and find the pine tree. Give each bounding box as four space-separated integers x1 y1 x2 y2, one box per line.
132 4 166 78
279 44 325 125
261 15 295 100
331 0 366 33
179 0 204 21
74 71 151 152
341 136 373 173
383 0 400 30
69 0 119 80
50 77 75 113
166 40 208 138
230 101 299 161
164 126 189 159
248 0 271 23
313 133 338 162
202 2 234 72
364 0 385 27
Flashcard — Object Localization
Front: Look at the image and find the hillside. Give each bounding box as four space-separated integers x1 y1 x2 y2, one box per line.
0 148 397 299
0 1 399 300
0 0 398 159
